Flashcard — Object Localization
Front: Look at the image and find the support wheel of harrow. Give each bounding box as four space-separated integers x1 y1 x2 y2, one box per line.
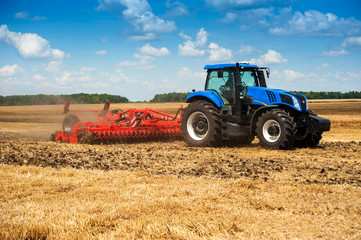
180 100 221 147
62 115 80 132
256 108 295 150
293 132 322 148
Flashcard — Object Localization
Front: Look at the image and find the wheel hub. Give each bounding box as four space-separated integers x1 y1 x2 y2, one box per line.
187 111 209 141
262 119 281 143
267 125 280 136
193 116 208 135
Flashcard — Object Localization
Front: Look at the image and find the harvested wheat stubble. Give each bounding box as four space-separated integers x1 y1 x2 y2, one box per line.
1 139 360 186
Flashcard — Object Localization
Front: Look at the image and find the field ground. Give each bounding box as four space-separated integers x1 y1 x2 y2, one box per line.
0 100 360 239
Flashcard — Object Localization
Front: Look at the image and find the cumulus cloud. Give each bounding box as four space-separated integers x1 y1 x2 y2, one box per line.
97 0 176 40
118 53 155 69
268 10 361 37
178 28 208 56
282 69 304 81
45 61 63 72
208 43 233 62
0 64 23 77
219 12 238 23
205 0 293 10
322 49 348 57
165 0 190 17
0 25 66 59
178 67 206 80
249 49 287 65
138 43 170 56
95 50 107 55
342 36 361 49
239 44 256 55
14 11 29 19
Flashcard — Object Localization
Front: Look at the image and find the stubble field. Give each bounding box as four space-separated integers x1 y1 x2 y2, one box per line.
0 100 360 239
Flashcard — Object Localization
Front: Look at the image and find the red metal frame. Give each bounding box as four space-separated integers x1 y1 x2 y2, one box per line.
54 102 183 144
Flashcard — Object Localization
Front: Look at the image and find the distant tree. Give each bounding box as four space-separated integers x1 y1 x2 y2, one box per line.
0 93 129 106
150 92 190 102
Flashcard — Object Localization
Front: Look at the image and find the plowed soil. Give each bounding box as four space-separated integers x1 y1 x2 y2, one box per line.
1 140 361 186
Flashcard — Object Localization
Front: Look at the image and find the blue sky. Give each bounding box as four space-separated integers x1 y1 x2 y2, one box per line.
0 0 360 101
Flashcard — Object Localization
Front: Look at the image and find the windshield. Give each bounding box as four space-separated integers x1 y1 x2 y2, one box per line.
205 70 235 104
205 69 257 104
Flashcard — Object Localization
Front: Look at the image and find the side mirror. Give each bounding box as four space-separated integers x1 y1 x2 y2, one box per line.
217 70 223 78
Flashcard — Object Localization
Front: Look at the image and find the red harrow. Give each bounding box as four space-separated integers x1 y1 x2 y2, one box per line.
53 102 183 144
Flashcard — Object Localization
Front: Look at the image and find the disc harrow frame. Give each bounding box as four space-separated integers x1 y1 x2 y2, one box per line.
53 102 183 144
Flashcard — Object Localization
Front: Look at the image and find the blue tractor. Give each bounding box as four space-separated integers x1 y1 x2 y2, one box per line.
180 62 331 149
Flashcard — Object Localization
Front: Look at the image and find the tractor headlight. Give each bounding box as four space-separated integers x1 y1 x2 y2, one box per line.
292 96 301 111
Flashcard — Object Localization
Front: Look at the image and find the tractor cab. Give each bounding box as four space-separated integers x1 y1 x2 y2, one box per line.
204 63 268 105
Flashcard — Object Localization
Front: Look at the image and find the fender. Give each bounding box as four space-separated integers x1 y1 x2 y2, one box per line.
186 90 224 108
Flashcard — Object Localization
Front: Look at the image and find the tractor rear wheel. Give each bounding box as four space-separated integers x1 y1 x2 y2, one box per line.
180 100 222 147
62 115 80 132
256 108 295 150
293 132 322 148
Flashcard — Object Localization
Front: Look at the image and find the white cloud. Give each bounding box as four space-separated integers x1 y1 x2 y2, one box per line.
178 28 208 56
239 44 256 55
0 64 23 77
80 67 96 72
138 43 170 56
282 69 304 81
14 11 29 19
118 53 155 69
160 78 178 89
109 69 137 83
342 36 361 48
165 0 190 17
268 10 361 37
32 16 47 21
205 0 292 10
97 0 176 39
208 43 233 62
178 67 206 80
55 72 72 85
128 33 157 41
0 25 66 59
95 50 107 55
33 74 46 81
316 63 329 71
322 49 348 57
249 49 287 65
45 61 63 72
219 12 238 23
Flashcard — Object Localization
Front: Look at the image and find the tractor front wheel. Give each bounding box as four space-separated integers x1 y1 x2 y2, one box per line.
180 100 222 147
256 109 295 150
293 132 322 148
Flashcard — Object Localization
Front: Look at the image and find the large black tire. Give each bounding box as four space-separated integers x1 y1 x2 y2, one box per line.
293 132 322 148
256 109 295 150
62 115 80 132
180 100 222 147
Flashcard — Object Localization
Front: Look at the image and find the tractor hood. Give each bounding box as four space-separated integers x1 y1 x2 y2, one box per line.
247 87 308 112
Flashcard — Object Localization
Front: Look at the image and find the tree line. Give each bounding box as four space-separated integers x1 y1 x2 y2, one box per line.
0 91 360 106
0 93 129 106
296 91 361 99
